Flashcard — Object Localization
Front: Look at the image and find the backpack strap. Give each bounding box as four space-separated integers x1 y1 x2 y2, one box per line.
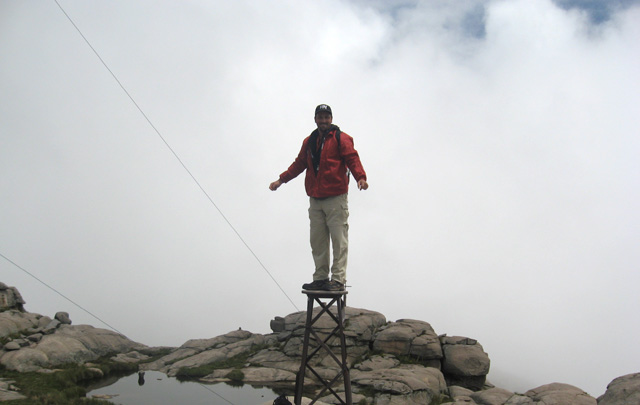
308 125 342 174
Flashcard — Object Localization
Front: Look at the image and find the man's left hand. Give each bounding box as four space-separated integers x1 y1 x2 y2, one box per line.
357 179 369 190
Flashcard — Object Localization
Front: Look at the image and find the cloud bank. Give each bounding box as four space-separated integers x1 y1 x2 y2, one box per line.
1 0 639 396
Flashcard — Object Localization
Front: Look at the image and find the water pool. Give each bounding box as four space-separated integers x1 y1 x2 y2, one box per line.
88 370 281 405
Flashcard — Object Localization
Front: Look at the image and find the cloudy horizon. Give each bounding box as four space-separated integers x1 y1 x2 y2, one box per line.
2 0 639 397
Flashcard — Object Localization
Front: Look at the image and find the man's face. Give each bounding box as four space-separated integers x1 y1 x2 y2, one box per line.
315 112 333 132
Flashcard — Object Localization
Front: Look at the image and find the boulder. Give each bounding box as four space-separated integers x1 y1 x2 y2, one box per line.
470 387 515 405
373 319 442 363
0 378 26 401
0 324 145 372
0 310 42 338
597 373 640 405
164 331 266 376
352 364 447 402
54 312 72 325
42 319 61 334
524 382 596 405
0 283 25 312
4 341 21 351
270 316 285 332
27 333 43 343
441 336 490 390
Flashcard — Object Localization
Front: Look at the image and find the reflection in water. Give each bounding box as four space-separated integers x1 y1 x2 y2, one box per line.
88 370 279 405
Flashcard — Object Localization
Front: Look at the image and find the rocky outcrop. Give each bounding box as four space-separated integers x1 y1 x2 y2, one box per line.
139 306 486 403
597 373 640 405
1 283 638 405
0 283 25 312
0 309 145 372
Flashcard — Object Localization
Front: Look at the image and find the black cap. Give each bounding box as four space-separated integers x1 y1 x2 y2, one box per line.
315 104 332 116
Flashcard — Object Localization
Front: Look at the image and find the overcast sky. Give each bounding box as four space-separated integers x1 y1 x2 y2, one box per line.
1 0 639 397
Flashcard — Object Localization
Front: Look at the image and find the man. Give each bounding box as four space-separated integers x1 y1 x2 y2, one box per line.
269 104 368 291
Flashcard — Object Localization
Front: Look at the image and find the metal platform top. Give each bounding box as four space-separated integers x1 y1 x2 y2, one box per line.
301 289 348 297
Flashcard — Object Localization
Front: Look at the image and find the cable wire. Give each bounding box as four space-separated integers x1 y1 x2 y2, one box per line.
53 0 299 312
0 252 125 336
196 383 235 405
2 250 238 405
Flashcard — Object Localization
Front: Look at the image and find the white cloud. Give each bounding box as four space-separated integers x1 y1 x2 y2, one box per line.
1 0 638 396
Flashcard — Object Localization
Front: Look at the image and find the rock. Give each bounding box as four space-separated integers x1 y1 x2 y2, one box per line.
450 385 474 398
111 350 151 363
281 307 386 342
201 366 297 384
27 333 43 343
504 394 534 404
0 377 27 401
247 348 299 373
470 387 515 405
0 324 145 372
0 283 26 312
270 316 285 332
4 341 21 351
441 337 490 390
373 324 413 356
0 310 42 338
85 367 104 379
165 332 266 376
354 354 400 371
43 319 61 334
524 383 596 405
597 372 640 405
352 364 447 402
55 312 72 325
372 319 443 364
142 347 199 372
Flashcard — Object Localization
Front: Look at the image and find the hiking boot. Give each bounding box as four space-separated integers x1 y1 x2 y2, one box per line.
302 279 328 290
324 280 345 291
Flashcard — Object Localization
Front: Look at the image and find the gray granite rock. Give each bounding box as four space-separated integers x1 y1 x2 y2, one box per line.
0 310 42 338
0 283 25 312
470 387 515 405
0 324 145 372
597 373 640 405
3 341 21 351
352 364 447 402
354 354 400 371
525 382 596 405
54 311 72 325
441 337 490 390
0 377 27 401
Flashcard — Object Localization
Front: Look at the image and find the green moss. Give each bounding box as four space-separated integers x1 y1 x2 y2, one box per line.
0 356 138 404
430 394 453 404
225 369 244 382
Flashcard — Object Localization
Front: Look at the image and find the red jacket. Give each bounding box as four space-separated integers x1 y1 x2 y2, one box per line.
279 128 367 198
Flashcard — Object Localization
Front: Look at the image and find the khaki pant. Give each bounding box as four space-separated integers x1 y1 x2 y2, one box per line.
308 194 349 284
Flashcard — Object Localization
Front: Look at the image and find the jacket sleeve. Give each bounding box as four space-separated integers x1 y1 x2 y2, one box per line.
279 138 309 183
339 133 367 182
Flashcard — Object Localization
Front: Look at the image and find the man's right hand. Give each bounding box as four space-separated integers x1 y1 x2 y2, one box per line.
269 179 282 191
